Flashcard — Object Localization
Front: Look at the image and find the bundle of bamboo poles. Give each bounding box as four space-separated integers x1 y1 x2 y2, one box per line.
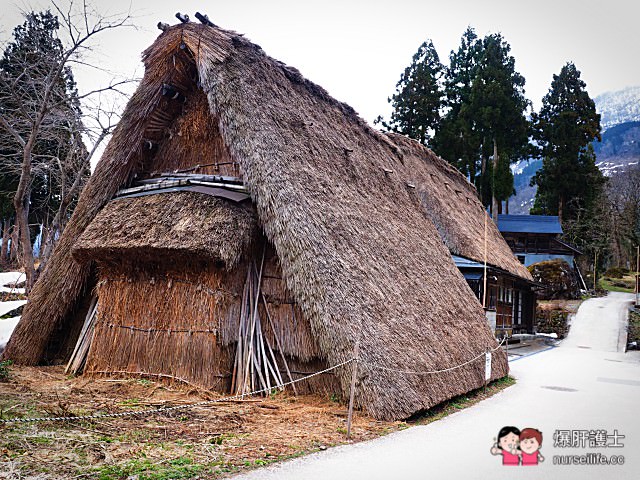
65 296 98 375
231 250 296 396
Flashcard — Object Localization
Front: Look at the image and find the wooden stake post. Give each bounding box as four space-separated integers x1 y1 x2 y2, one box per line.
346 341 359 440
505 336 509 375
636 245 640 307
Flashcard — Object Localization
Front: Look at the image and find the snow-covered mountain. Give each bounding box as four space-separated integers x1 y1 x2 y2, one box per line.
593 120 640 175
508 86 640 213
595 86 640 131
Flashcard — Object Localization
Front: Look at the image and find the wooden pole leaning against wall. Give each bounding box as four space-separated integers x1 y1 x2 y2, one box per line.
346 340 360 440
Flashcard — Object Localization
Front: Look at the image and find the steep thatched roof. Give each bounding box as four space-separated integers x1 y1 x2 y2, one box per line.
4 22 511 420
73 192 258 268
385 134 533 281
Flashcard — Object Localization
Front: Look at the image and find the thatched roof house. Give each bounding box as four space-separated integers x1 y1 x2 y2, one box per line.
2 21 527 420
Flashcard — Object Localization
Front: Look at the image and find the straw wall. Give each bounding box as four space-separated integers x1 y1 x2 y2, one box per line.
258 246 338 394
85 260 244 390
84 245 336 395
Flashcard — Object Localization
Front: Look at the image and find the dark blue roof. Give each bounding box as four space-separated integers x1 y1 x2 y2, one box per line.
452 254 484 269
497 214 563 234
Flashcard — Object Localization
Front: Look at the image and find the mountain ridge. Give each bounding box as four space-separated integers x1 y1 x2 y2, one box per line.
508 86 640 214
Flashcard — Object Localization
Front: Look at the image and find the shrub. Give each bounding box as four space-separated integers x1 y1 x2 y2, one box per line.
604 267 625 279
536 308 569 338
0 360 13 381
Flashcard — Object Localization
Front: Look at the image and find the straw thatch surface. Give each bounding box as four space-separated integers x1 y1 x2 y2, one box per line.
73 192 257 268
83 243 337 395
85 260 241 391
4 23 513 419
151 89 239 177
385 133 533 280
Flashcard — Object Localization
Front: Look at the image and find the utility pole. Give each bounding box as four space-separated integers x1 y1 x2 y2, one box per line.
483 212 488 308
636 245 640 308
594 251 598 292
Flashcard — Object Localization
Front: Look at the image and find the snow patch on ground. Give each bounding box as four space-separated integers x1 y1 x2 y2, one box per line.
0 271 25 294
0 316 21 352
535 332 558 339
0 300 27 318
0 271 26 352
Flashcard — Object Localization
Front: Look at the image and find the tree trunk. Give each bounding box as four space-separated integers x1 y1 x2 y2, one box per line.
0 219 9 267
39 164 85 270
39 223 57 272
558 196 564 225
479 152 487 202
505 198 510 214
9 224 17 264
13 142 36 292
39 225 49 259
491 139 499 224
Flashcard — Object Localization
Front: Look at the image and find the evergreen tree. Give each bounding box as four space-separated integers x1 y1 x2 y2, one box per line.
375 39 443 145
530 62 604 223
467 33 529 215
432 27 482 179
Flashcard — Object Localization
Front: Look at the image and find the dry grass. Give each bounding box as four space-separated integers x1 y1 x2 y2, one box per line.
0 366 402 479
0 366 514 479
537 299 582 314
82 252 339 397
85 261 239 392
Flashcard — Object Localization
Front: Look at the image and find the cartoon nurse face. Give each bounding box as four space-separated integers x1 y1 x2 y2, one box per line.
499 431 520 452
520 436 540 454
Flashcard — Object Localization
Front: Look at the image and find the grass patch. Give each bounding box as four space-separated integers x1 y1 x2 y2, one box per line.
0 360 13 381
90 457 202 480
0 364 517 478
628 308 640 349
599 273 637 293
410 375 516 426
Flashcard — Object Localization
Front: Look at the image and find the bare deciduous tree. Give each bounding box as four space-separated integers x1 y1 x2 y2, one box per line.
0 1 135 291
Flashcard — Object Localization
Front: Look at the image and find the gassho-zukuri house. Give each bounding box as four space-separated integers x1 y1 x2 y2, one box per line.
2 20 534 420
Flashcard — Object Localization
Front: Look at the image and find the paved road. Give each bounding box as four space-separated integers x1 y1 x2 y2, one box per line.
234 293 640 480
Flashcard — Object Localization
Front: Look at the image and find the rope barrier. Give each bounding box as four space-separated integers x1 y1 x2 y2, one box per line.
0 338 508 424
0 358 354 425
360 337 506 375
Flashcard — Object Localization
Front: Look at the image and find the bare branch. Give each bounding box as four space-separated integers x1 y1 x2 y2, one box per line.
0 114 26 147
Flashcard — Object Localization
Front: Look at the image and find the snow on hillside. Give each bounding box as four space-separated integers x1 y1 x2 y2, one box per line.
595 86 640 131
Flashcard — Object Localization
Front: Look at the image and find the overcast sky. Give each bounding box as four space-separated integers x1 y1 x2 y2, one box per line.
2 0 639 125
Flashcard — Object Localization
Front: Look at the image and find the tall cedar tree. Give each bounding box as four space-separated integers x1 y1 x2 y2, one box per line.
530 62 604 223
432 27 482 179
467 33 529 215
375 40 443 145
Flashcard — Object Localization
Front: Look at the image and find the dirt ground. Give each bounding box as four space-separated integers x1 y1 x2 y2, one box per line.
537 299 582 314
0 366 513 479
